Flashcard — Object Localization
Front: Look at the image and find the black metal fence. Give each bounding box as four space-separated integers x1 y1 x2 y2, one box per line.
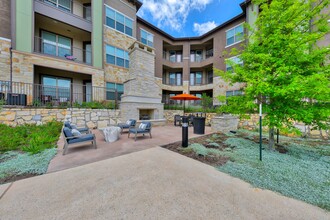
0 80 121 108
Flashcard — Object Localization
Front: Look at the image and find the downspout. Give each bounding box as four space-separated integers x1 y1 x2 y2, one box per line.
9 47 13 93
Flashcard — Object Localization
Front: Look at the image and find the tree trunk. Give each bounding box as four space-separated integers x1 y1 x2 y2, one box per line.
268 127 275 150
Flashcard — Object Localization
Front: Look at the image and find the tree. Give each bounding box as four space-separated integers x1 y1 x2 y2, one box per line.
215 0 330 149
201 93 213 113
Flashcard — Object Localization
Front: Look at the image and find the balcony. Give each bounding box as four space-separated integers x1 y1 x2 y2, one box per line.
34 0 92 32
0 80 121 108
34 36 92 65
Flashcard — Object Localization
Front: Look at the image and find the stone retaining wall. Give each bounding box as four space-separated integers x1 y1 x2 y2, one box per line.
65 108 121 129
239 114 329 139
0 108 66 126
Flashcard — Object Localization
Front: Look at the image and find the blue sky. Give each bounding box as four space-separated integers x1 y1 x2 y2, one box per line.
137 0 246 38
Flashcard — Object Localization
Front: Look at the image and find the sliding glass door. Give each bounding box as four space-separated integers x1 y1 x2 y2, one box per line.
42 76 71 102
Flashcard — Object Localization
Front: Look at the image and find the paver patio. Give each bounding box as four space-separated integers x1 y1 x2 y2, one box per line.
47 124 212 172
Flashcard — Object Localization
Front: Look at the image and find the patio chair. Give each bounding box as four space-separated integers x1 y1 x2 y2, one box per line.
117 119 136 134
174 115 182 126
62 127 96 155
64 121 90 134
128 122 152 141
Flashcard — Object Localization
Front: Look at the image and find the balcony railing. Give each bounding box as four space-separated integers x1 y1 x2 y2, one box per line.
0 80 121 108
37 0 91 21
34 36 92 65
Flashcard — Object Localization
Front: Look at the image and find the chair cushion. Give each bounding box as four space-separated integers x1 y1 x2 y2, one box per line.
126 120 131 125
63 127 73 138
64 122 72 129
71 129 81 136
68 134 94 144
118 123 130 129
129 128 149 134
139 123 147 129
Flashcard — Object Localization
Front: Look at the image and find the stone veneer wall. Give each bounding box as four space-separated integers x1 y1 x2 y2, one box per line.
0 108 121 128
65 108 121 129
0 38 11 81
103 26 135 84
8 50 105 104
0 108 66 126
239 114 329 139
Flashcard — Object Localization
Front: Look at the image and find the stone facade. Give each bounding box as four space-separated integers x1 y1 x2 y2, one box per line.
8 50 105 103
0 108 66 126
103 26 136 84
65 108 121 129
0 38 11 81
120 42 165 125
213 76 244 106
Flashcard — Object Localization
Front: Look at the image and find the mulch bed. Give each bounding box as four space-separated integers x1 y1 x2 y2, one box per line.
161 133 231 167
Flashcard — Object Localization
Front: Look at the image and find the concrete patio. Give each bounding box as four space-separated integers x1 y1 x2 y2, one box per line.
1 147 328 220
47 124 212 172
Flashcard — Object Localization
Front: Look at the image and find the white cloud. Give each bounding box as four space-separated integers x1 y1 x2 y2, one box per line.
193 21 217 35
138 0 213 31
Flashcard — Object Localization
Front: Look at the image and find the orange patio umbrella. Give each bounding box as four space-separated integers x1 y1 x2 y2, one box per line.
170 93 201 113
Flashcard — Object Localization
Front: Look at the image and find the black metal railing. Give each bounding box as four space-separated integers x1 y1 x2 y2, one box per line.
0 80 120 108
37 0 92 21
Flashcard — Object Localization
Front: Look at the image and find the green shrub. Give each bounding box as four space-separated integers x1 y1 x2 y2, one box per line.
0 121 62 153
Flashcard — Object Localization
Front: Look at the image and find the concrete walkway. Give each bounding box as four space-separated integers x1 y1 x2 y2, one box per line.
48 125 212 172
1 147 329 220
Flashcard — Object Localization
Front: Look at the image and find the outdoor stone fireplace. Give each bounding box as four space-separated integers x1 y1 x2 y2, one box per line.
120 42 166 125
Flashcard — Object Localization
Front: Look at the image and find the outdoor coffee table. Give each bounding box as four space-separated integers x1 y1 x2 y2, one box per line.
100 126 121 142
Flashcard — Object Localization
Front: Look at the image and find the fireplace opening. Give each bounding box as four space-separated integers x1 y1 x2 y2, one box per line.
139 109 154 120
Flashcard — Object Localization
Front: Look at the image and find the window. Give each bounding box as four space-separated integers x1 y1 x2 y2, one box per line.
226 56 243 72
106 45 129 68
168 72 182 86
190 72 202 85
226 90 243 97
105 5 133 37
41 31 71 58
42 76 71 101
207 70 213 84
83 42 92 65
141 29 153 47
45 0 71 12
190 50 203 62
168 51 182 63
226 23 244 46
106 82 124 101
83 3 91 21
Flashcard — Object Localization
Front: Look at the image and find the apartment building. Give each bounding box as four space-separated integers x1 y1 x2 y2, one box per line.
0 0 283 107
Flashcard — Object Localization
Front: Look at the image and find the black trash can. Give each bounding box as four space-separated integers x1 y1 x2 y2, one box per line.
193 117 206 134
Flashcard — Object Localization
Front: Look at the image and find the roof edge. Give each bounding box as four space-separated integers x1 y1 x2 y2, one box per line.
137 12 246 41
